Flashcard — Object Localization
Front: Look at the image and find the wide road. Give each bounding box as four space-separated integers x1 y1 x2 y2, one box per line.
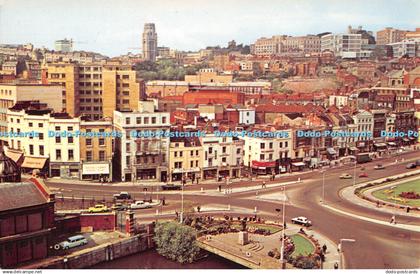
45 150 420 269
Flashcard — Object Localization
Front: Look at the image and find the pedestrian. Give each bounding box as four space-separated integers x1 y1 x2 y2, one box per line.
162 196 166 206
322 244 327 253
218 185 222 192
197 205 201 213
262 181 266 189
406 207 410 213
390 215 395 224
334 262 339 269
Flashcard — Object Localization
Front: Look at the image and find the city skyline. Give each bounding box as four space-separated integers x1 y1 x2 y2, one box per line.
0 0 419 56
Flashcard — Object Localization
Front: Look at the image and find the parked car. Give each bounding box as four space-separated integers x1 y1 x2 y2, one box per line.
88 204 108 213
406 163 417 169
111 203 128 211
130 201 152 209
161 184 181 190
291 216 312 227
59 235 88 250
359 173 368 178
113 192 131 200
374 164 385 170
339 173 353 179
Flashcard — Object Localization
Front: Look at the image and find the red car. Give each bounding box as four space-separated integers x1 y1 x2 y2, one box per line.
359 173 368 178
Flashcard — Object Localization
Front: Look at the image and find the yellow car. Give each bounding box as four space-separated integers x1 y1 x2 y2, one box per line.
88 204 109 213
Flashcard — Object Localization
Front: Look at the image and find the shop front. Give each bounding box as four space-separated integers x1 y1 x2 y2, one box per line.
81 162 111 181
21 156 48 175
251 160 276 175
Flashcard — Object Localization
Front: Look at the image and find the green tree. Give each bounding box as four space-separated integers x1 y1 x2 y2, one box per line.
154 222 201 264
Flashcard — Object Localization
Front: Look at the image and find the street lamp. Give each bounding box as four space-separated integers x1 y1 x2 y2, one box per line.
338 238 356 269
390 186 397 224
180 169 185 224
277 185 286 269
321 169 326 204
352 160 356 187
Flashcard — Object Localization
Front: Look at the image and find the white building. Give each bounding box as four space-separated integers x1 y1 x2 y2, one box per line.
388 38 420 58
200 133 244 179
241 129 293 175
55 39 73 52
7 103 80 178
329 95 349 108
353 110 374 150
321 33 362 59
113 101 170 182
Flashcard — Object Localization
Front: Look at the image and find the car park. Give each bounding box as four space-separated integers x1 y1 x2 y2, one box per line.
59 235 88 250
88 204 108 213
291 216 312 227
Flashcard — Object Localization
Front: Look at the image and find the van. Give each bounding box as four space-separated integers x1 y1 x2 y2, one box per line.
59 235 88 250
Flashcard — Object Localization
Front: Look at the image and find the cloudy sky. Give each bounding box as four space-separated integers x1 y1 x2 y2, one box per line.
0 0 419 57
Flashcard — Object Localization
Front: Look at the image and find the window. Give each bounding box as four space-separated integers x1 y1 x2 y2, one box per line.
151 117 156 124
190 151 193 156
86 139 92 146
196 150 199 156
39 145 44 156
56 136 61 143
39 133 44 140
99 151 105 161
285 141 288 147
269 142 273 149
125 117 130 124
29 122 33 127
260 154 265 160
180 151 183 157
68 126 73 131
86 151 93 161
196 160 198 167
222 157 226 163
55 126 60 131
174 151 178 157
222 147 227 153
144 117 149 124
209 147 213 154
162 117 167 124
126 156 131 166
56 149 61 160
68 149 74 160
68 136 73 143
99 138 105 146
190 161 194 167
126 143 131 152
29 145 34 155
260 143 265 149
279 142 283 148
236 148 241 154
136 117 141 124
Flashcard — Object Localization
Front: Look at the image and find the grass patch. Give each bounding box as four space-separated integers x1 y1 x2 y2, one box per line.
372 179 420 207
231 223 282 234
291 234 315 257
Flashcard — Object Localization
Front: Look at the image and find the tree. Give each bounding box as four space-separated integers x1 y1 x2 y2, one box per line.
154 222 201 264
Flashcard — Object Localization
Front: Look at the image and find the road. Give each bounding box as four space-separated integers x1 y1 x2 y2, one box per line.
45 150 420 269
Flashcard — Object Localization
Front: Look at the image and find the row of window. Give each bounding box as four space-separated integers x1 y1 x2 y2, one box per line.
125 116 167 125
0 89 13 95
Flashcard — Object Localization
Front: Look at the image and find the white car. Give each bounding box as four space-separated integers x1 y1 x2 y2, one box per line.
291 216 312 227
339 173 353 179
130 201 152 209
59 235 88 250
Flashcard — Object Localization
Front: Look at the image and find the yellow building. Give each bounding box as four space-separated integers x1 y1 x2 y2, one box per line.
44 62 79 117
79 118 113 181
169 136 203 182
184 68 233 84
102 63 145 118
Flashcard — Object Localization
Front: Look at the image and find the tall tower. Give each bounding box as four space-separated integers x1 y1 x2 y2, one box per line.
142 23 158 62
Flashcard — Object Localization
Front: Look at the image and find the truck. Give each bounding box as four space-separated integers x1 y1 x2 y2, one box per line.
356 153 372 164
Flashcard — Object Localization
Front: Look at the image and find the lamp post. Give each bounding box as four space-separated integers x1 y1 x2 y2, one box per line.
277 185 287 269
352 160 356 187
390 185 397 224
180 169 185 224
321 169 326 204
338 238 356 269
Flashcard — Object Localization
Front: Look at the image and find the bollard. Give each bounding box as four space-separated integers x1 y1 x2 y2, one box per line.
201 187 204 193
254 206 257 213
228 204 231 210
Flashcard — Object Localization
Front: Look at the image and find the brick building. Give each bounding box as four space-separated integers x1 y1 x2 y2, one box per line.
183 88 245 105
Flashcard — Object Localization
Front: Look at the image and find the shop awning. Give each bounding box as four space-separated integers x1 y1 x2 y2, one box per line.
21 157 47 169
387 142 397 146
327 148 337 154
292 162 305 167
402 138 410 142
252 161 276 168
374 143 387 148
348 147 358 151
5 150 23 164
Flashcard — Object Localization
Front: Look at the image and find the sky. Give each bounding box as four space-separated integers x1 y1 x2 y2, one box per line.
0 0 419 57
